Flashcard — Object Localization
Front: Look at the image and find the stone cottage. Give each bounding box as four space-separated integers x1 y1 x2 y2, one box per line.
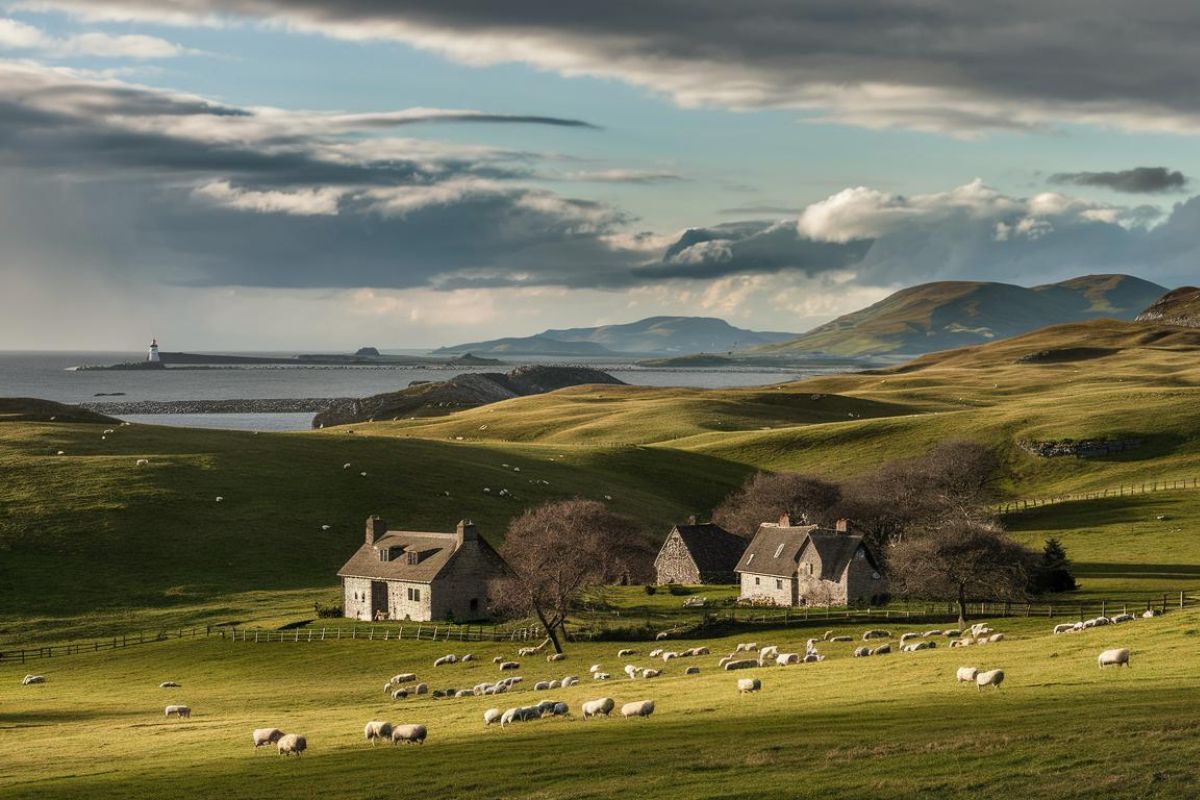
735 517 885 606
338 516 508 622
653 521 747 584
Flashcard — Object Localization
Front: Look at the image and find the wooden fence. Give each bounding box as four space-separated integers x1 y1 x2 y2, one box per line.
998 477 1200 514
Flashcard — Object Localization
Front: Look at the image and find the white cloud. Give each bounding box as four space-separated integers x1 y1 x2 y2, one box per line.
193 180 344 216
0 16 191 58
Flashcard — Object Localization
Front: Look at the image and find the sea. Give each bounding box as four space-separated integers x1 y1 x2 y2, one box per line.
0 350 861 432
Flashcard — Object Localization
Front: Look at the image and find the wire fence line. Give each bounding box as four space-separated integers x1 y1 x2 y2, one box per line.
997 477 1200 514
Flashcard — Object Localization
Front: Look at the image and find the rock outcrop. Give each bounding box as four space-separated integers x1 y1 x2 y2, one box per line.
1136 287 1200 328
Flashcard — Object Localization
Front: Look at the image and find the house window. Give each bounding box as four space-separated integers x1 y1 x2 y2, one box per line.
805 563 814 575
773 544 785 558
470 598 479 612
406 551 419 565
755 576 760 586
407 587 422 603
776 579 783 590
377 548 389 562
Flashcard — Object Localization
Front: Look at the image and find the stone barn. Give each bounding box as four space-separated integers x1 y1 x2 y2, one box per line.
653 521 747 584
735 517 885 606
338 516 508 622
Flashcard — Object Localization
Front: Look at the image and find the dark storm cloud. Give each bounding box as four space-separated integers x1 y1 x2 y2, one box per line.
31 0 1200 133
1049 167 1189 194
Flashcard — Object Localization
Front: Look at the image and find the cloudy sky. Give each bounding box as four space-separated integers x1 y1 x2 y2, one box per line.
3 1 1200 350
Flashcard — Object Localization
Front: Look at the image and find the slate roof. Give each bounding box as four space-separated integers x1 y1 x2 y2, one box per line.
800 530 876 581
337 530 502 584
668 523 747 575
734 523 877 580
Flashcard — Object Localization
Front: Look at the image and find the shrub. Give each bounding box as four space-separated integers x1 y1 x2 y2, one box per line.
643 584 658 595
667 584 690 596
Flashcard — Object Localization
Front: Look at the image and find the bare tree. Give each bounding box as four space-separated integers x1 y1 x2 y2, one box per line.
889 520 1035 626
491 499 648 653
713 472 842 537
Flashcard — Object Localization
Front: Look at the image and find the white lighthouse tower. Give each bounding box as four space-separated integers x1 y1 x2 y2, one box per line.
148 338 160 363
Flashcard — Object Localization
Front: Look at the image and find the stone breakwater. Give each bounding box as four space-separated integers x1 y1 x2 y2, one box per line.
81 398 348 415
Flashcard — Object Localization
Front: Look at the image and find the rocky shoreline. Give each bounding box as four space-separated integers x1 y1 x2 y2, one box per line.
81 398 347 415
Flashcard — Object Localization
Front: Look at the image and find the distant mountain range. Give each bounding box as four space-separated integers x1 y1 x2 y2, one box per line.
434 316 797 356
751 274 1168 357
1136 286 1200 328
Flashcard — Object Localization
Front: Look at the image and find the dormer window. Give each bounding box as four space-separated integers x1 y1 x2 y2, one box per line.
773 543 785 558
405 550 419 565
377 548 389 562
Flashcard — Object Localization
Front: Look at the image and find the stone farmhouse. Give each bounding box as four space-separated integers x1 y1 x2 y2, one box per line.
338 516 508 622
653 521 747 584
735 516 886 606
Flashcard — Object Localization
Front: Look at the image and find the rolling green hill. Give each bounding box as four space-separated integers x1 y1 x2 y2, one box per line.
753 274 1167 357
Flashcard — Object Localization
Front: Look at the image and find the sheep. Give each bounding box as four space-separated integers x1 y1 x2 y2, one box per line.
493 656 505 664
391 689 409 700
277 734 307 756
499 661 520 671
969 624 993 637
215 496 224 503
899 633 919 644
1098 648 1130 668
862 629 890 640
392 673 417 684
759 645 780 660
589 664 602 674
136 458 149 466
686 646 710 656
775 653 800 665
649 649 664 659
461 654 474 662
1143 609 1161 619
561 676 579 688
988 633 1005 643
618 648 636 657
500 707 533 726
822 631 834 641
434 654 458 667
735 643 758 652
922 629 943 638
655 631 671 641
624 665 640 679
484 708 502 726
956 667 979 684
364 720 393 745
802 654 824 663
414 683 428 695
738 678 761 693
828 636 852 643
343 463 352 470
975 669 1004 690
536 700 556 716
391 724 427 745
853 647 870 658
593 672 611 681
661 651 680 662
582 698 615 719
685 666 700 675
718 656 734 669
621 700 655 718
534 681 552 691
870 643 892 656
723 659 757 671
548 679 561 690
806 639 820 651
164 705 191 719
159 681 180 689
642 669 662 678
951 637 974 648
455 690 472 698
547 653 566 662
252 728 284 748
1053 623 1076 635
943 629 962 638
1110 613 1135 624
550 702 569 716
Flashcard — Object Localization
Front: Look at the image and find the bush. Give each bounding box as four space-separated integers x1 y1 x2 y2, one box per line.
643 585 658 595
314 603 342 619
667 584 690 596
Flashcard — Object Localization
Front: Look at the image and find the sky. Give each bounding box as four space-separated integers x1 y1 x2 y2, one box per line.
2 2 1200 350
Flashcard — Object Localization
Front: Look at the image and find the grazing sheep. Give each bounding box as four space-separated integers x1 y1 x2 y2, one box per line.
593 672 611 680
828 636 852 643
536 700 556 716
735 643 758 652
649 649 664 659
548 680 561 690
922 629 942 638
391 673 417 684
434 654 458 667
975 669 1004 690
718 656 734 669
988 633 1005 643
589 664 602 674
561 676 579 688
943 629 962 637
136 459 149 466
484 708 502 726
461 654 474 662
864 643 889 656
902 641 936 652
500 661 520 671
1053 623 1076 635
661 651 680 662
618 648 635 658
759 645 780 660
277 734 307 756
823 631 834 641
802 653 825 663
775 653 800 666
364 720 393 745
685 666 700 675
455 690 472 698
687 647 711 656
724 659 757 671
970 624 993 637
1110 613 1135 624
853 647 870 658
215 497 224 503
252 728 284 748
738 678 761 693
391 724 427 745
159 681 180 689
392 689 409 700
164 705 191 719
343 463 352 470
414 683 428 695
642 669 662 679
655 631 671 641
956 667 979 684
493 656 505 664
547 653 566 662
862 630 890 640
518 647 538 657
550 702 569 716
899 633 919 644
806 639 820 651
1143 609 1161 619
534 680 551 691
582 698 615 719
624 665 640 679
621 700 655 718
1098 648 1131 668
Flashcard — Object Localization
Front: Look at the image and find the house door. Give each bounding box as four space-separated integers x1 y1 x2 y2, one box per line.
370 581 389 620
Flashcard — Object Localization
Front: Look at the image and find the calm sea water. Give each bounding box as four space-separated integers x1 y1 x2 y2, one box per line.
0 350 849 431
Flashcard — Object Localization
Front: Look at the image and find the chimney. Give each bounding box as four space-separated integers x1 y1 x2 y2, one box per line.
778 513 792 528
835 518 849 534
456 519 477 548
365 515 386 545
687 514 697 526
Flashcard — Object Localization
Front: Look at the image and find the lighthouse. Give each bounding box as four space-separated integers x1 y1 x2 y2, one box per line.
148 338 160 363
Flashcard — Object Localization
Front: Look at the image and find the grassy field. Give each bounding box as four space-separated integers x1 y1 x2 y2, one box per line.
1 609 1196 800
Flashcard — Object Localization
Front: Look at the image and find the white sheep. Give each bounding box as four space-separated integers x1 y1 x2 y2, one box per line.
1143 609 1161 619
391 689 409 700
391 724 427 745
561 676 579 687
547 653 565 662
550 702 569 716
943 629 962 637
685 666 700 675
277 734 307 756
828 636 852 643
870 643 892 656
618 648 635 657
975 669 1004 690
1110 613 1135 624
484 708 502 726
414 683 428 695
686 646 711 656
454 689 472 698
392 673 416 684
159 681 180 688
661 651 680 662
136 459 149 466
1052 623 1076 635
461 654 474 662
759 645 780 660
215 496 224 503
1098 648 1130 668
499 661 520 671
343 463 352 470
621 700 655 718
493 656 505 664
588 663 602 673
802 654 824 663
775 653 800 666
593 672 611 680
724 659 757 671
164 705 191 718
899 633 919 644
364 720 393 744
956 667 979 684
434 654 457 667
735 642 758 652
853 647 870 658
252 728 284 748
548 680 561 689
534 680 551 691
624 665 640 679
582 697 615 719
862 629 890 640
988 633 1005 643
718 655 734 669
642 668 662 678
738 678 761 693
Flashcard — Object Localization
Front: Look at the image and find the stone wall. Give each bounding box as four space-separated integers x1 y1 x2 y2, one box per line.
1019 438 1143 458
739 572 794 605
796 547 844 605
387 580 433 621
342 577 372 621
654 531 701 584
843 547 886 604
431 538 508 622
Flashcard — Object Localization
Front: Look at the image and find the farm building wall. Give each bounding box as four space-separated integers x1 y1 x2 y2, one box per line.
654 531 702 584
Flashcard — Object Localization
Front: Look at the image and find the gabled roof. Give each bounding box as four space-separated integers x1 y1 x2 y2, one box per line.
734 523 820 578
799 530 875 581
664 523 747 574
338 530 503 584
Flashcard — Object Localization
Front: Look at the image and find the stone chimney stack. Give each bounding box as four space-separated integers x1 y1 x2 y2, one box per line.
835 518 849 534
778 513 792 527
456 519 477 548
687 514 697 525
366 515 386 545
